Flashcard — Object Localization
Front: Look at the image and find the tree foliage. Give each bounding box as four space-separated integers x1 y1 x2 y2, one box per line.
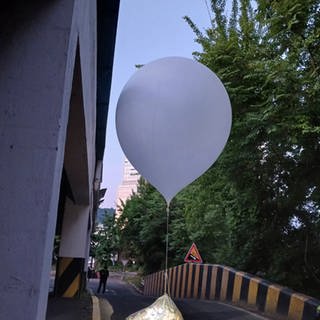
116 0 320 298
91 212 119 268
116 179 190 274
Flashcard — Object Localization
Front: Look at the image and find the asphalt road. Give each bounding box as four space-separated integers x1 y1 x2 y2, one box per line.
89 275 269 320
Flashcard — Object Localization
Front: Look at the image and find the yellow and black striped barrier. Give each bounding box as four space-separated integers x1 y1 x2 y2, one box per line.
144 263 320 320
54 257 85 297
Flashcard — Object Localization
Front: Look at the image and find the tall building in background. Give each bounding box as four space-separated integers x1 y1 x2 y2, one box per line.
116 158 140 217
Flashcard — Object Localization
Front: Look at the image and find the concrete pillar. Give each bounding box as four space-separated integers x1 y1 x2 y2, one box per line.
55 199 91 297
53 38 95 297
0 2 78 319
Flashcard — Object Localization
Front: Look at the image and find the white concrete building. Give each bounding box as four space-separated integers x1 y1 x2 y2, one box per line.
0 1 120 319
116 159 140 217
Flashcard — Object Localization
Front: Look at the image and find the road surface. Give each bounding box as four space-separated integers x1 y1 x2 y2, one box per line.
89 274 269 320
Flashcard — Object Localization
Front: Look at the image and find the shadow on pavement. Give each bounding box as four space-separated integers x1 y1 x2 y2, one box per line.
46 293 92 320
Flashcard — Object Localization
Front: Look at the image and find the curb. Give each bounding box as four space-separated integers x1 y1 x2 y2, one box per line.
88 289 101 320
91 295 101 320
130 282 144 295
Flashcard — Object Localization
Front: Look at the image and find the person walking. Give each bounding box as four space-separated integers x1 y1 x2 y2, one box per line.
97 267 109 294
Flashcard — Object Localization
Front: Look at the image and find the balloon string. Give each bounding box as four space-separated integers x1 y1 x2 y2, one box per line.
164 202 170 296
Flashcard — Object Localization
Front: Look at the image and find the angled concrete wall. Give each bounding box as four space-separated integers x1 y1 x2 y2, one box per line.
144 264 320 320
0 0 98 319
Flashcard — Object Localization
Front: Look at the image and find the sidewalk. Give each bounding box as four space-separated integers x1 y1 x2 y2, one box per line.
46 272 135 320
46 293 94 320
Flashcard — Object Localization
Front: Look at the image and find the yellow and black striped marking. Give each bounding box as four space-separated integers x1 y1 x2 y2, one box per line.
143 263 320 320
55 257 84 298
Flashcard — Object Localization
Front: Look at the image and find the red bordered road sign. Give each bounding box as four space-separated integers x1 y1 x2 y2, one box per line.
184 243 203 263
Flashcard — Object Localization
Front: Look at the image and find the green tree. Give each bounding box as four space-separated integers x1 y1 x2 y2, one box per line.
116 0 320 298
91 211 120 268
184 0 320 296
117 179 167 274
117 178 193 274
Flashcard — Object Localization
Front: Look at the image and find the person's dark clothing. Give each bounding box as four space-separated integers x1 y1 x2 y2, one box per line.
97 269 109 293
88 267 94 279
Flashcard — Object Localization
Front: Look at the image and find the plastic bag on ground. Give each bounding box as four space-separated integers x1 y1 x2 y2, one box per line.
126 294 184 320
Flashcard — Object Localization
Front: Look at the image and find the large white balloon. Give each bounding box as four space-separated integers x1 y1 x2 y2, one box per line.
116 57 232 204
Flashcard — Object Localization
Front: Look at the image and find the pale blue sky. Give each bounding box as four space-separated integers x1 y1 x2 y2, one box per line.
101 1 216 208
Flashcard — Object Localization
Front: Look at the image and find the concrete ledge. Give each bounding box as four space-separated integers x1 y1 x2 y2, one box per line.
88 289 101 320
91 295 100 320
143 263 320 320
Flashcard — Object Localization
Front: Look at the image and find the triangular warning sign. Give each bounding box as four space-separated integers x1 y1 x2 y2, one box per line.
184 243 203 263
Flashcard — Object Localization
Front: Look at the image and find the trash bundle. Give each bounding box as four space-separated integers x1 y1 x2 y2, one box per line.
126 294 183 320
